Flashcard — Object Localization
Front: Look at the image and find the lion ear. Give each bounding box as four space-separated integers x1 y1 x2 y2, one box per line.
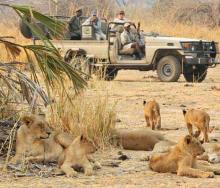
143 100 147 105
184 135 191 144
80 134 87 142
21 115 34 127
182 109 187 116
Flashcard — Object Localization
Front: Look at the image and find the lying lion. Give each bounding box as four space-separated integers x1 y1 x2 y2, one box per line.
58 135 99 177
112 128 165 151
143 100 161 130
183 109 214 142
10 114 74 164
198 143 220 164
149 135 220 178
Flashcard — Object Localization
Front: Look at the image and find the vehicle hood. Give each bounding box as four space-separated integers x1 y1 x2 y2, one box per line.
145 36 208 43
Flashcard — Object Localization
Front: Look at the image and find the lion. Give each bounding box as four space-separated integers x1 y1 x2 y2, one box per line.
183 109 214 142
143 100 161 130
112 128 165 151
197 143 220 164
149 135 220 178
58 135 99 177
10 114 74 164
152 140 176 154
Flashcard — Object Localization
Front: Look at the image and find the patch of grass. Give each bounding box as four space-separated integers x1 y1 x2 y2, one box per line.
49 89 116 149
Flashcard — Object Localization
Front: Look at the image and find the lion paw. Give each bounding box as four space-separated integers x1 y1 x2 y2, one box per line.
203 172 214 178
85 169 93 176
93 162 102 170
66 170 77 178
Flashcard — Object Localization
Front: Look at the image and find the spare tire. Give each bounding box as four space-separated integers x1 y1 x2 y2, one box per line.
19 20 32 39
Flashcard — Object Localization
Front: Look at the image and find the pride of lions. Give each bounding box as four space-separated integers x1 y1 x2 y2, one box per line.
9 99 220 179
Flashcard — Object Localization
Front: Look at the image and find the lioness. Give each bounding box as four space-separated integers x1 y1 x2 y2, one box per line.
198 143 220 164
183 109 213 142
149 135 220 178
143 100 161 130
112 128 164 151
58 135 98 177
10 114 74 164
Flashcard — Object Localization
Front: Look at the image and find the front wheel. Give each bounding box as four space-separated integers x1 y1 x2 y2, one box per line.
183 66 208 83
157 56 181 82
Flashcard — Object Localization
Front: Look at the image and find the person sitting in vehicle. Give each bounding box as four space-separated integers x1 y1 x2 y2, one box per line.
130 25 145 55
114 10 129 24
69 8 83 40
82 10 106 40
120 22 144 59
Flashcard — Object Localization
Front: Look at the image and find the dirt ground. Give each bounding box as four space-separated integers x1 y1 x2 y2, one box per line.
1 66 220 188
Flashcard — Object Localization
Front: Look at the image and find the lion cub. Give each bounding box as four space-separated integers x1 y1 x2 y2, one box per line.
58 135 98 177
143 100 161 130
149 135 220 178
183 109 213 142
10 114 74 164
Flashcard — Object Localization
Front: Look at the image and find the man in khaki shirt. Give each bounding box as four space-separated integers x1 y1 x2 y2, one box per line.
120 22 144 59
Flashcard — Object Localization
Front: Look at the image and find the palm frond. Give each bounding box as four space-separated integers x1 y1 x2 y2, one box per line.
0 4 87 94
0 62 49 106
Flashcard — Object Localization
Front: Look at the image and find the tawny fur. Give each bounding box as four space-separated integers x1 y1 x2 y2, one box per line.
183 109 213 142
112 128 164 151
143 100 161 130
198 143 220 163
10 114 74 164
149 135 220 178
58 135 98 177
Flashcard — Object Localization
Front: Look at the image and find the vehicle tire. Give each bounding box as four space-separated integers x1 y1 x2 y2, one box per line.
183 66 207 83
19 20 32 39
104 68 118 81
157 56 181 82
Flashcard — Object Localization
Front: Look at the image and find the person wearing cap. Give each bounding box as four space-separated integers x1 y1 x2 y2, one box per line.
82 10 106 40
69 8 83 40
120 22 144 59
114 10 129 24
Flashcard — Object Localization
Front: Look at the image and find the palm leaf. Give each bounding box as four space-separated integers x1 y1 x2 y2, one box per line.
0 4 87 95
0 62 49 106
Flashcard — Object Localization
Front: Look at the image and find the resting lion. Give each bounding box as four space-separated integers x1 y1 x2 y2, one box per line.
149 135 220 178
198 143 220 164
112 128 165 151
143 100 161 130
58 135 99 177
10 114 74 164
183 109 214 142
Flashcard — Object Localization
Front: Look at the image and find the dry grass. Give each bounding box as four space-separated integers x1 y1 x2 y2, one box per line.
48 87 116 149
141 19 220 42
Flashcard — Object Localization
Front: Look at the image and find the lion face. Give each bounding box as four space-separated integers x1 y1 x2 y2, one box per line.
183 135 205 157
80 135 97 154
21 114 51 139
208 153 220 164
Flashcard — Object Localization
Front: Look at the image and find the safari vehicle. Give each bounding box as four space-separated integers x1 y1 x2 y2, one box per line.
20 16 220 82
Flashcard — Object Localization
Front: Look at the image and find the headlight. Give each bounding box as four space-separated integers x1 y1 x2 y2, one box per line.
181 42 191 50
181 41 205 52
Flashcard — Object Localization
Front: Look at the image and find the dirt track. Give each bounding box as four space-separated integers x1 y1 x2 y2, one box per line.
1 67 220 188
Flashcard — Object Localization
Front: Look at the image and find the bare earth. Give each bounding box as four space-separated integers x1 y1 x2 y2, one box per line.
1 66 220 188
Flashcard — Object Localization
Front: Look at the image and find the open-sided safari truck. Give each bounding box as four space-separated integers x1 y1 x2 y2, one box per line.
20 16 220 82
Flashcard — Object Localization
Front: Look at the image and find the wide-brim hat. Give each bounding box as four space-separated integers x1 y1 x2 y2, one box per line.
75 7 83 12
91 10 97 16
124 22 131 28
